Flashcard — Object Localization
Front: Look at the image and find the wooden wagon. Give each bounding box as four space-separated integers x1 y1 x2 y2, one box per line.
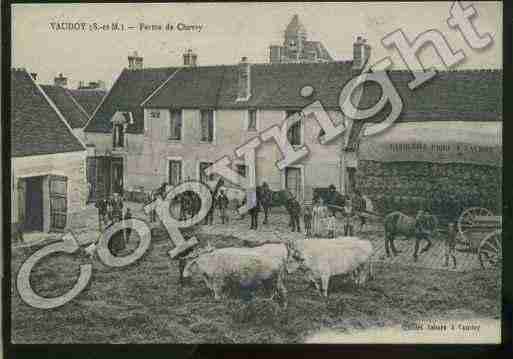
457 207 502 269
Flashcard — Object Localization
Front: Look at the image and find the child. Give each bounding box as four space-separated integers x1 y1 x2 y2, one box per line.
217 189 229 224
343 198 354 236
444 222 457 269
327 212 336 239
303 205 313 238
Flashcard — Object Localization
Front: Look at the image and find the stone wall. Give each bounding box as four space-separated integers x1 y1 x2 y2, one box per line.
354 160 502 221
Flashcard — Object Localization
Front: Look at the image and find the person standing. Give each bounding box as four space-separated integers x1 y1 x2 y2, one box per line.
260 182 273 225
217 189 229 224
312 197 329 237
249 186 261 230
353 190 367 232
443 222 458 269
287 192 302 233
111 193 124 223
95 199 107 230
326 184 344 217
123 207 132 245
204 178 224 225
413 210 429 262
343 198 355 236
327 212 336 239
303 204 313 238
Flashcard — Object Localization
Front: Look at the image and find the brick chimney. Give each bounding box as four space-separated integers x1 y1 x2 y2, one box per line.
352 36 371 71
236 57 251 101
269 45 282 63
128 51 143 70
183 49 198 67
54 73 68 87
30 72 37 81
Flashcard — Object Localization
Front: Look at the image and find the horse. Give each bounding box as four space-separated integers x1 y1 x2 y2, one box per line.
383 211 438 261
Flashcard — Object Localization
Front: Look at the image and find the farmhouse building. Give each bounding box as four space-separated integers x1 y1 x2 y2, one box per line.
11 69 88 233
83 41 501 214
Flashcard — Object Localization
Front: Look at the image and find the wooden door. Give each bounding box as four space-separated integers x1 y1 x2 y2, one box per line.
96 157 111 200
111 157 124 195
49 175 68 232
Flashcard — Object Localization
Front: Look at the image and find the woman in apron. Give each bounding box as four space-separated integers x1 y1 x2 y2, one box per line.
312 197 329 237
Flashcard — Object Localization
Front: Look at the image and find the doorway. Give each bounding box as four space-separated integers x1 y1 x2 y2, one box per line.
111 157 124 196
23 176 44 232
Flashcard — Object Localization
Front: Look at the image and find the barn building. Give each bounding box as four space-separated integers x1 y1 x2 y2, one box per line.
11 69 89 233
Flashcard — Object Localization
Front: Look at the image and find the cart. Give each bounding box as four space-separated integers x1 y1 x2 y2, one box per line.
457 207 502 269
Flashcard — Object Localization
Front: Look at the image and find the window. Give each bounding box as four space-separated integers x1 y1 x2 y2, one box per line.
168 160 182 186
199 162 214 183
247 110 257 131
150 110 160 118
169 109 182 140
200 110 214 142
113 124 124 148
236 164 247 177
286 110 302 146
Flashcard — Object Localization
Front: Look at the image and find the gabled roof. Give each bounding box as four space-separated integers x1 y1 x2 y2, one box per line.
84 67 178 133
11 69 85 157
41 85 90 128
67 89 106 115
85 61 502 135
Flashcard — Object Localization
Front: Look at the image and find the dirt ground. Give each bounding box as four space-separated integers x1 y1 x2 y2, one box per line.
10 224 501 344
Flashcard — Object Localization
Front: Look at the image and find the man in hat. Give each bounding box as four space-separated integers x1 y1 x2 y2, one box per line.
326 184 345 217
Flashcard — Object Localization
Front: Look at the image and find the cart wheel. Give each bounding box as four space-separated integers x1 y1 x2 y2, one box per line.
478 230 501 269
458 207 493 246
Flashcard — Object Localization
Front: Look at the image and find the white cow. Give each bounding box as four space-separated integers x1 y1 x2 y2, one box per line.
182 244 288 306
285 238 373 298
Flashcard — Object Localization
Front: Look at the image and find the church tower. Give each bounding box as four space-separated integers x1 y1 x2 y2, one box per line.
269 14 333 63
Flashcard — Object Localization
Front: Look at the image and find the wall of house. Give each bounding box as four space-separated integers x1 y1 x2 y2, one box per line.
11 150 88 231
84 108 346 200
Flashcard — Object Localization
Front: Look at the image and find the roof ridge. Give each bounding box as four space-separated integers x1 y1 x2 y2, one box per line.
27 69 87 151
65 87 92 121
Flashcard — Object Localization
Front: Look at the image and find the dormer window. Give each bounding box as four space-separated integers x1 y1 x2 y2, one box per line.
111 111 131 148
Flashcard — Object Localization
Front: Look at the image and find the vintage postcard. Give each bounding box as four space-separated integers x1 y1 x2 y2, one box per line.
8 1 502 345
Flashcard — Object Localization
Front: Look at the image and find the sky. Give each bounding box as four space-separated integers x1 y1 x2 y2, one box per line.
12 2 502 89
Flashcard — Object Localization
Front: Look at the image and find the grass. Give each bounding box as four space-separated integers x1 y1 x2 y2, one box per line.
10 229 500 343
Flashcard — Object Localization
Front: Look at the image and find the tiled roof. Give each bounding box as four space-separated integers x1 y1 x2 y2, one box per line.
41 85 89 128
11 69 85 157
84 67 178 133
360 69 502 122
85 61 502 135
147 61 355 110
67 89 106 115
